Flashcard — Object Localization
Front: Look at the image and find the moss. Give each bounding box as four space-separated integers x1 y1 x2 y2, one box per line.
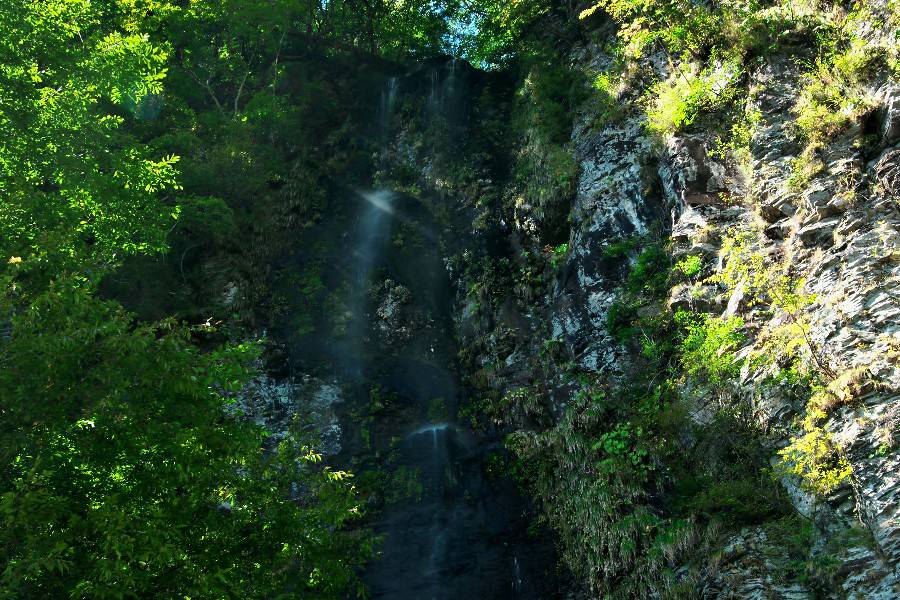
627 244 672 295
607 299 640 342
603 237 639 259
679 477 788 526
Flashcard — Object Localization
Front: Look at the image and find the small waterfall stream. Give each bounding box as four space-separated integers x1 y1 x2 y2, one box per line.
274 59 563 599
346 186 553 597
341 190 395 381
379 77 399 137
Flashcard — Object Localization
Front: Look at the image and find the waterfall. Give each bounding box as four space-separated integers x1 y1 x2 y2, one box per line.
342 190 394 380
427 69 441 115
446 58 458 97
379 77 399 137
512 555 523 596
426 60 460 118
357 63 559 598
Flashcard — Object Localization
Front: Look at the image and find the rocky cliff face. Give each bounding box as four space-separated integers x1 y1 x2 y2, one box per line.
234 12 900 596
395 13 900 600
667 48 900 598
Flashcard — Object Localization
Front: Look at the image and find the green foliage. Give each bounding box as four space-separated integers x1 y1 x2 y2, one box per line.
627 244 671 295
680 477 786 526
647 61 742 137
0 0 179 279
511 111 579 243
590 70 625 127
777 375 856 496
593 422 650 474
711 105 761 175
785 6 888 190
453 0 550 67
580 0 742 59
607 300 641 343
605 241 672 344
505 227 794 597
603 237 639 259
526 59 588 144
710 234 850 495
549 243 569 268
506 383 697 598
673 255 702 279
675 311 745 386
0 283 373 599
793 35 883 146
712 231 827 376
0 3 388 597
176 195 237 246
777 426 853 495
580 0 838 61
503 37 592 243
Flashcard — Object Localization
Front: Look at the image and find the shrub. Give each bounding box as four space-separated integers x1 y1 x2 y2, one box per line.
675 311 745 386
684 478 787 525
713 231 830 377
549 242 569 268
607 300 640 342
506 383 694 598
646 61 742 137
592 70 625 126
792 40 881 145
789 29 883 190
626 244 671 295
674 255 703 279
777 426 852 495
711 106 761 176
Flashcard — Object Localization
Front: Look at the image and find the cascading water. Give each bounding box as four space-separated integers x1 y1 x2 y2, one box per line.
379 77 399 137
512 555 523 596
340 190 395 381
276 60 565 599
427 69 441 115
425 60 460 119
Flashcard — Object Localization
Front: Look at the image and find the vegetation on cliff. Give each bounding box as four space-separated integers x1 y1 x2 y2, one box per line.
3 0 898 597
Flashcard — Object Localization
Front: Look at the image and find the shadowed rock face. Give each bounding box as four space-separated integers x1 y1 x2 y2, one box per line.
265 177 562 598
334 191 559 600
253 32 900 594
365 424 548 600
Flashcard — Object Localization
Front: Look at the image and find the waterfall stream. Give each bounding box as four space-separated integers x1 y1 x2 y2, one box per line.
274 61 562 599
379 77 399 137
344 185 551 597
340 190 395 381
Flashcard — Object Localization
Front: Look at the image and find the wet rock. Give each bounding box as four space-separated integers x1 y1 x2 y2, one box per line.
764 219 792 240
232 370 343 455
803 180 834 212
880 87 900 147
671 205 710 242
372 279 414 346
874 147 900 195
550 99 667 373
699 527 814 600
761 195 798 222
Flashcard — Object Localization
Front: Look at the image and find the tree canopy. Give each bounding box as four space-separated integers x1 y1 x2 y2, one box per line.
0 2 387 597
